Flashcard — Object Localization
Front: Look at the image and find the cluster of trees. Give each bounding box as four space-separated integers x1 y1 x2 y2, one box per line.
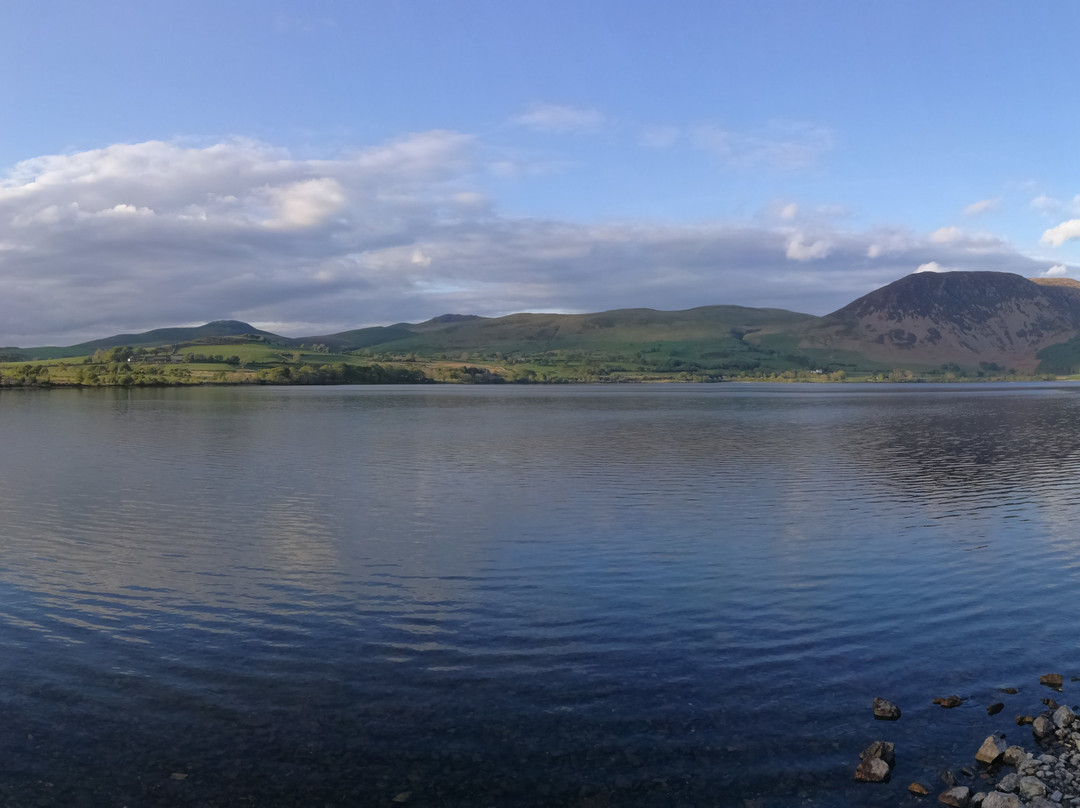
184 353 241 365
72 364 192 387
254 362 430 385
434 366 506 384
0 364 51 387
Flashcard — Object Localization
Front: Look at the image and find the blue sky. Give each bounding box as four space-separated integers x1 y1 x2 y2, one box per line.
1 0 1078 345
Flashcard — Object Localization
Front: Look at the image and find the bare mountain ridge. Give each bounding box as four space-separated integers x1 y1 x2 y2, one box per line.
800 271 1080 372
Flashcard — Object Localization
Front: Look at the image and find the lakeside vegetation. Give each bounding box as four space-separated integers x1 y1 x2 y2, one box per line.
5 278 1080 389
0 336 1061 389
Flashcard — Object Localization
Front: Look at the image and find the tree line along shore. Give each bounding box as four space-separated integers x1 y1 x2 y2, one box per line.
0 343 1065 389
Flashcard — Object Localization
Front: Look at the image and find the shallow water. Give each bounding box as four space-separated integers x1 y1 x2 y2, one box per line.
1 382 1079 806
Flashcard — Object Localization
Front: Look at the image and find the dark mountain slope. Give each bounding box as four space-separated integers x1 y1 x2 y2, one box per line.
799 271 1080 371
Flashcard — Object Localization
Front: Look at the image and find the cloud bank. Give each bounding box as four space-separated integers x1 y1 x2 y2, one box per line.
0 135 1072 346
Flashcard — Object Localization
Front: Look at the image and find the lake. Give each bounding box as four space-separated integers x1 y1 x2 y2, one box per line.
1 382 1079 806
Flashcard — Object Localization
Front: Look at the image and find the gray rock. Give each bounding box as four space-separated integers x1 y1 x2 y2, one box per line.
977 735 1008 764
1054 705 1076 728
1029 799 1057 808
860 740 895 766
1019 776 1048 800
1003 746 1027 767
855 756 891 782
981 793 1021 808
939 786 972 807
1035 715 1057 741
997 747 1023 769
996 772 1020 793
873 696 902 720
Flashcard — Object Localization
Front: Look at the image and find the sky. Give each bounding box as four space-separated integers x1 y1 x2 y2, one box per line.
2 0 1080 346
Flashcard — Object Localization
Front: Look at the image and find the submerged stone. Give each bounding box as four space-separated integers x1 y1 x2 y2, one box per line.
935 695 965 709
996 772 1020 793
938 785 971 807
1039 673 1063 689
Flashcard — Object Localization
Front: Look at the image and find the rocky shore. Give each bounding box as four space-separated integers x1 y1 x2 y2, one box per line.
856 675 1080 806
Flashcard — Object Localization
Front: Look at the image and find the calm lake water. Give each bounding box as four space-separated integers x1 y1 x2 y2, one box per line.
2 382 1080 806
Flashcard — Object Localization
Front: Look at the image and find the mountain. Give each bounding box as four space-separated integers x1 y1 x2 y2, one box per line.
26 320 281 359
13 271 1080 377
798 271 1080 372
306 306 816 355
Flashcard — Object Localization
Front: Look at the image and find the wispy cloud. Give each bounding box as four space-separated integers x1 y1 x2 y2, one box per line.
638 125 680 149
690 122 833 171
512 103 605 133
963 197 1000 216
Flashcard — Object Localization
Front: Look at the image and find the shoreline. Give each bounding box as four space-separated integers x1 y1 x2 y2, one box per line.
858 676 1080 806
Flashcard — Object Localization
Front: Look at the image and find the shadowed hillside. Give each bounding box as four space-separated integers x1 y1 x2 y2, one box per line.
799 271 1080 372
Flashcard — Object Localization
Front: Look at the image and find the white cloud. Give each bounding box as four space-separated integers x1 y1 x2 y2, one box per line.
785 233 832 261
1044 265 1068 277
263 178 345 230
1043 220 1080 247
512 104 605 133
964 197 1000 216
916 261 948 273
0 134 1069 345
930 226 963 243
